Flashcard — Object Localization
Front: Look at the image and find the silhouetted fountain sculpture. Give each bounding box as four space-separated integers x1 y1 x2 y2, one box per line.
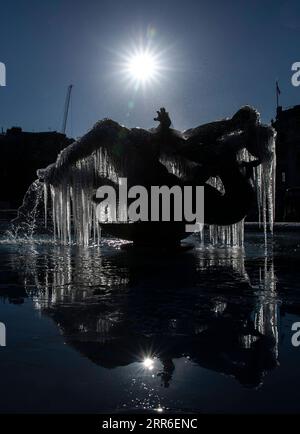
15 106 276 246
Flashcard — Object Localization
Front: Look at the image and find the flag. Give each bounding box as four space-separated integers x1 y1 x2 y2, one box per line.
276 81 281 95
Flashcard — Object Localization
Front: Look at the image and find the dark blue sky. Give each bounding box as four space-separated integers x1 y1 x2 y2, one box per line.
1 0 300 137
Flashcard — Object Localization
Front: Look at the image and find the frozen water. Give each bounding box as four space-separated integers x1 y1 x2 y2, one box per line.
11 115 276 247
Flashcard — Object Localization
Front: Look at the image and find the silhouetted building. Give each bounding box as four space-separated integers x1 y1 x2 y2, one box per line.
272 105 300 221
0 127 73 208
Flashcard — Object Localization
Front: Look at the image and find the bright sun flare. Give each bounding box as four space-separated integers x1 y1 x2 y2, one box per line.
127 52 158 83
120 45 163 88
143 357 155 370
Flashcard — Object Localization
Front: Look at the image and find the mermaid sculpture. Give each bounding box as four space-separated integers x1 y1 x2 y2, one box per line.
15 105 275 246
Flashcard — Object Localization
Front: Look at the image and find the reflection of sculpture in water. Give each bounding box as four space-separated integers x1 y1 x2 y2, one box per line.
6 244 279 389
14 106 276 247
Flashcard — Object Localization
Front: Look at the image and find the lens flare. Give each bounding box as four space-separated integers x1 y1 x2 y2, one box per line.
115 39 167 90
143 357 155 370
127 52 158 83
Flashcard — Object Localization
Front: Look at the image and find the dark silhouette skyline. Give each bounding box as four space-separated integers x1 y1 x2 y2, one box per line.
0 0 300 137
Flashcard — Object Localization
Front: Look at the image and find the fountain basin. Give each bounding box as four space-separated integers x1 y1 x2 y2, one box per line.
100 221 187 245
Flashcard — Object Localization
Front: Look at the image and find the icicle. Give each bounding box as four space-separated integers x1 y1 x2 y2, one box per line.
43 182 48 228
207 124 276 247
12 113 276 247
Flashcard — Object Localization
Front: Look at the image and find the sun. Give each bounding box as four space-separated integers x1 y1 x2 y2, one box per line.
117 43 164 89
126 51 158 83
113 34 171 91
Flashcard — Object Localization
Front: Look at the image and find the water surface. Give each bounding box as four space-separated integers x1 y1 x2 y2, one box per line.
0 217 300 413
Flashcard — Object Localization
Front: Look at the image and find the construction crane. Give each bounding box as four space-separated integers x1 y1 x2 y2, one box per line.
61 84 73 135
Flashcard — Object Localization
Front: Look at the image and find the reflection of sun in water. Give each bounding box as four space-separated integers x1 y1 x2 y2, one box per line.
126 354 164 412
143 357 155 370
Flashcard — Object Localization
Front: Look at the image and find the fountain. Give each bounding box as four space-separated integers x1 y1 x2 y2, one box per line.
12 106 276 247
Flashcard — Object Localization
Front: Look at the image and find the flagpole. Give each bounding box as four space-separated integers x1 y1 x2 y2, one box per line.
276 80 281 111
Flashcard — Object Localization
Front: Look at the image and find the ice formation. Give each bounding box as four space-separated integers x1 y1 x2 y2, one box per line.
12 108 276 247
207 126 276 246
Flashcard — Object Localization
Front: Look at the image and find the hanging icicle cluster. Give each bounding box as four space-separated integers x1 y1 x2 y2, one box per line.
207 124 276 246
44 148 119 246
160 120 276 247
